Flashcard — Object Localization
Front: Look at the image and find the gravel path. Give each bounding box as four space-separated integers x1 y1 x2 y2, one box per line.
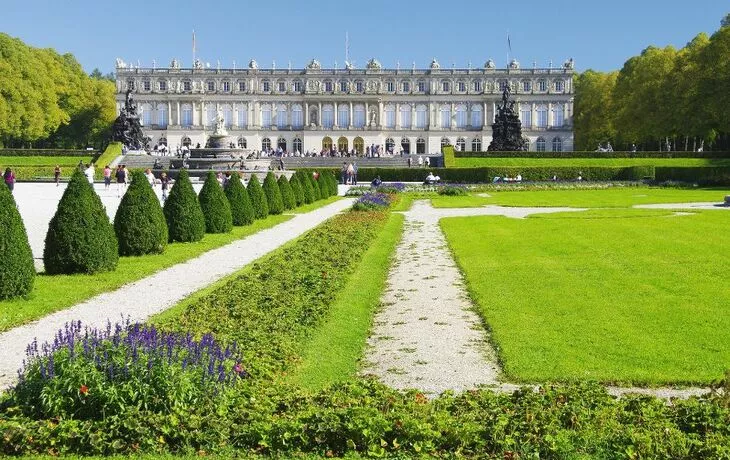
0 198 354 389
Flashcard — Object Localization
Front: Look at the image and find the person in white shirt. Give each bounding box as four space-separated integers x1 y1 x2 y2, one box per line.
145 169 156 186
84 164 95 185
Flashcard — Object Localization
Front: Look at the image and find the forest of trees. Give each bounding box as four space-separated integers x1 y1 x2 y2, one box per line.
0 33 116 149
574 14 730 152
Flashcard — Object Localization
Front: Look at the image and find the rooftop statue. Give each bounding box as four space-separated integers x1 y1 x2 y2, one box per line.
430 57 440 69
248 59 259 69
307 59 321 70
170 58 180 69
484 59 496 69
366 58 382 70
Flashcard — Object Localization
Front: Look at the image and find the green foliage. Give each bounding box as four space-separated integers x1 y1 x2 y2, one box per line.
0 184 34 299
224 173 254 226
437 184 469 196
326 170 339 196
43 170 118 274
296 171 316 204
442 145 456 167
655 166 730 185
453 150 730 159
198 172 233 234
0 149 90 157
113 170 167 256
277 175 295 210
311 172 323 200
94 142 122 169
246 174 269 219
262 172 284 215
162 169 205 243
290 174 305 206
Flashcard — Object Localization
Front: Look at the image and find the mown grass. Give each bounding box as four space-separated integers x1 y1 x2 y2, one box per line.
441 208 730 385
290 213 405 390
453 157 730 168
0 156 93 167
431 186 730 208
0 215 291 332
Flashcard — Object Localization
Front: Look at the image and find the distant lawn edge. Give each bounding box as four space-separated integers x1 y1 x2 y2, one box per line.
289 212 405 391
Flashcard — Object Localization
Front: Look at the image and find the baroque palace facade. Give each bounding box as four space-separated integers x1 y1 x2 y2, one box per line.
114 57 575 154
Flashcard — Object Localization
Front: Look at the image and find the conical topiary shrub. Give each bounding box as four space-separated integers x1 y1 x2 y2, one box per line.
262 172 284 215
199 172 233 233
310 172 322 201
43 170 119 274
224 173 254 226
163 169 205 243
298 171 315 204
277 175 295 210
247 174 269 219
0 183 34 299
317 174 329 199
290 174 305 207
327 170 339 196
114 170 167 256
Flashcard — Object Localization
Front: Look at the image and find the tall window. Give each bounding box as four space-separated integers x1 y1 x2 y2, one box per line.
206 81 215 92
206 105 216 127
401 138 410 154
418 80 426 92
183 81 192 91
353 104 365 128
384 105 395 128
473 80 482 92
339 80 348 92
441 137 450 149
127 79 135 90
291 105 303 129
223 105 233 128
442 81 450 92
472 138 482 151
324 81 333 92
385 137 395 152
141 104 152 126
158 81 167 91
337 104 349 127
555 80 565 92
276 104 288 129
536 106 548 128
538 80 547 92
402 81 410 92
293 80 302 92
499 80 508 91
237 104 248 128
520 105 532 128
552 137 563 152
238 81 246 92
355 81 363 92
262 80 271 92
440 105 451 129
261 104 272 128
522 80 531 92
237 137 247 148
416 138 426 154
157 105 168 128
322 104 334 128
552 105 564 127
400 104 412 129
536 137 546 152
386 81 395 92
143 80 151 91
277 81 285 92
457 81 466 92
415 105 427 129
222 81 231 92
181 104 193 127
456 138 466 151
293 138 303 153
262 138 271 151
471 105 482 128
455 104 467 129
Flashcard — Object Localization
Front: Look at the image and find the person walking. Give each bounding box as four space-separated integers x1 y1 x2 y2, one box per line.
84 163 95 185
340 162 348 184
160 172 172 202
3 167 15 193
346 163 355 185
54 165 61 186
352 162 359 185
103 165 112 190
115 165 126 197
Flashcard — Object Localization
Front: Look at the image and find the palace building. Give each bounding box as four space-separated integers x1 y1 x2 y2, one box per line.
114 57 575 154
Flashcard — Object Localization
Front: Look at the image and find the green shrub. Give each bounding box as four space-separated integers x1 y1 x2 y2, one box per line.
655 166 730 185
278 175 295 210
311 172 323 200
328 170 339 196
113 170 167 256
438 184 469 196
0 184 34 299
43 170 118 274
0 149 91 157
162 169 205 243
453 150 730 159
263 172 284 215
224 173 255 226
247 174 269 219
198 172 233 234
290 174 305 206
297 171 315 204
315 174 328 199
443 145 456 167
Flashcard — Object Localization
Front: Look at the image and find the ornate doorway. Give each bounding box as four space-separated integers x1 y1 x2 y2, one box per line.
337 136 348 153
322 136 333 151
353 137 364 155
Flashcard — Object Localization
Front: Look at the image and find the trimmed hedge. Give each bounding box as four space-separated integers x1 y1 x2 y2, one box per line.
263 172 284 215
297 171 316 204
247 175 269 219
43 170 119 274
0 149 93 157
113 170 168 256
224 173 255 226
198 172 233 234
290 174 305 206
278 175 295 211
454 150 730 159
655 167 730 185
163 169 205 243
0 184 34 299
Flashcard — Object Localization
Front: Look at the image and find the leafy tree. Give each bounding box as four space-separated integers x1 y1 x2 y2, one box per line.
290 174 305 206
199 172 233 234
263 172 284 215
277 175 295 210
574 70 618 150
224 173 254 226
163 169 205 242
0 184 34 299
246 174 269 219
113 170 167 256
43 170 118 274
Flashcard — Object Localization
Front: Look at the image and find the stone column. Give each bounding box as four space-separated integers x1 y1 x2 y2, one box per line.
305 102 309 126
349 101 353 128
378 100 384 128
334 101 338 127
364 102 369 128
253 101 260 128
318 102 322 127
411 104 416 130
548 102 553 127
531 103 537 129
395 103 401 129
483 101 488 128
450 102 455 130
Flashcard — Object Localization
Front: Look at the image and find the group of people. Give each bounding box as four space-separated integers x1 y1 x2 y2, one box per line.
407 155 431 168
340 162 359 185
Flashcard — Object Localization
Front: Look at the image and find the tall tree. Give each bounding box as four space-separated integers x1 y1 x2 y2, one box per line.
573 70 618 150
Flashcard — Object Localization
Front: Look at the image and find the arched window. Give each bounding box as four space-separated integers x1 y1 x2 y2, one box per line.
441 137 451 149
236 104 248 128
158 137 168 146
237 137 247 148
353 104 366 128
206 104 217 127
182 136 192 146
536 137 546 152
222 104 233 128
440 105 451 129
276 104 288 129
322 136 333 150
536 105 548 128
337 136 348 152
552 105 564 127
416 138 426 154
456 137 466 151
385 137 395 153
291 104 303 129
400 104 412 129
157 104 168 128
293 138 303 153
472 138 482 151
322 104 334 128
261 104 272 128
415 105 428 129
401 138 411 154
520 104 532 128
384 104 395 128
181 104 193 127
262 137 271 151
140 103 152 126
353 137 364 155
471 105 482 129
455 104 467 129
552 137 563 152
277 137 287 151
337 104 349 127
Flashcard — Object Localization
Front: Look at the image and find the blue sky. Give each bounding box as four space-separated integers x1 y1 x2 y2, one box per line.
2 0 727 74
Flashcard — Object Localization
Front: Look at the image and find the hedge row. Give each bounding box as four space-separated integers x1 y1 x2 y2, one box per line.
454 150 730 159
655 167 730 185
0 149 93 157
295 166 656 183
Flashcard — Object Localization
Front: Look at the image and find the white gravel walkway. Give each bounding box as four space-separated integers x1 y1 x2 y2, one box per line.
0 198 354 389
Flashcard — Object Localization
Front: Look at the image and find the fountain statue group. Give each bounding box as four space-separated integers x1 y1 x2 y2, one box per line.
112 90 148 151
488 85 528 152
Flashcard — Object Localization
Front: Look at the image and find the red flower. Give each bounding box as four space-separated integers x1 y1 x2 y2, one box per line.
233 363 243 374
79 385 89 395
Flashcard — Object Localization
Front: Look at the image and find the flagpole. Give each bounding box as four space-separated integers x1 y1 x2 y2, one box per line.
192 30 196 65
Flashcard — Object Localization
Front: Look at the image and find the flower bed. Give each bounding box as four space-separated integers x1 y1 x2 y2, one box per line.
351 192 392 211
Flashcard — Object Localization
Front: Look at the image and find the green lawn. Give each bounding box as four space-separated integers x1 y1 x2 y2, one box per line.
453 157 730 168
0 156 93 166
441 209 730 385
431 187 730 208
0 215 291 332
